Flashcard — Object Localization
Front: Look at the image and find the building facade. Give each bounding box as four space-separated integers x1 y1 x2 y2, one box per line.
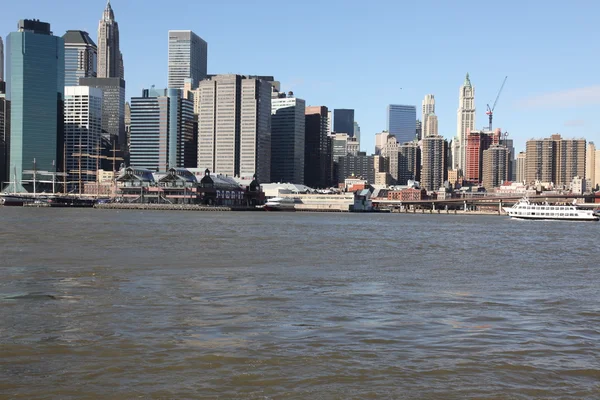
0 83 9 185
64 86 103 192
197 74 272 182
516 151 526 183
0 36 4 81
525 134 586 187
381 135 399 183
586 142 595 189
421 136 447 191
167 30 207 89
398 142 421 185
375 131 390 155
423 113 438 137
456 73 475 171
97 0 123 79
305 106 331 188
130 88 194 171
387 104 417 144
271 93 306 184
62 30 97 86
338 153 376 184
464 129 500 185
421 94 435 136
482 145 509 190
333 109 354 136
5 20 64 192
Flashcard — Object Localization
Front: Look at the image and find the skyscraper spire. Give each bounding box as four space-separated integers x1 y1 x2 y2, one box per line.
464 73 471 87
97 0 120 78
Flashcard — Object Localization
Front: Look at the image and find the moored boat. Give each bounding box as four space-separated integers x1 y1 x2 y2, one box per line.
504 197 599 221
263 197 300 212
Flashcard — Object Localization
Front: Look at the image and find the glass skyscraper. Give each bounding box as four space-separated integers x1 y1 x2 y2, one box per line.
6 20 64 192
387 104 417 144
333 109 354 136
63 30 97 86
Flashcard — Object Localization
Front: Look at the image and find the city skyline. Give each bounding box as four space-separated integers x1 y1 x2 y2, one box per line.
2 0 599 155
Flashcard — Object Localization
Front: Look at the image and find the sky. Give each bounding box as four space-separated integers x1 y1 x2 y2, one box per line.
2 0 600 154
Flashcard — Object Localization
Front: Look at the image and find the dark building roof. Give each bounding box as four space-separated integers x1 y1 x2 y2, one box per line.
62 30 97 47
18 19 51 35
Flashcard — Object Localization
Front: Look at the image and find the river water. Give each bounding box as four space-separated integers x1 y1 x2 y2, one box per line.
0 208 599 399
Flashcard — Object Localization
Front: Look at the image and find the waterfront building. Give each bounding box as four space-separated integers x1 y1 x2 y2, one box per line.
62 30 97 86
421 94 435 136
64 86 103 192
97 0 123 79
130 88 194 171
421 135 447 191
482 144 509 190
168 30 207 89
398 142 421 185
0 82 9 186
423 113 438 137
387 104 417 143
197 74 272 182
375 131 390 155
525 134 586 187
464 129 500 185
305 106 331 188
516 152 526 183
271 92 305 184
333 109 354 137
456 73 476 171
5 20 64 192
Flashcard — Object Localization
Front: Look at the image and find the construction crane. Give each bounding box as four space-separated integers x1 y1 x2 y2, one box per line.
486 76 508 131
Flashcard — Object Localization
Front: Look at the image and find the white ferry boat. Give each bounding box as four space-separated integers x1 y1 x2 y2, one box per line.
263 197 301 212
504 198 599 221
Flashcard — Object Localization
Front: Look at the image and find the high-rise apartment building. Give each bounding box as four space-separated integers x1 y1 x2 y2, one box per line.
482 145 509 190
271 93 306 184
168 30 208 89
5 20 64 192
63 30 97 86
130 88 194 171
64 86 103 192
338 153 376 184
398 142 421 185
421 94 435 135
305 106 330 188
456 73 475 171
333 109 354 136
197 74 272 182
421 136 447 191
525 134 586 187
423 113 438 137
0 83 10 185
516 152 526 183
387 104 417 144
464 129 500 185
97 1 123 79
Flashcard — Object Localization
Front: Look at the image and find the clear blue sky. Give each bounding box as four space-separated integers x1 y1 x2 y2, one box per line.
2 0 600 154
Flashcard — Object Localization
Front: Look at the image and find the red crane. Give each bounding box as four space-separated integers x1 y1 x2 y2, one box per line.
486 76 508 131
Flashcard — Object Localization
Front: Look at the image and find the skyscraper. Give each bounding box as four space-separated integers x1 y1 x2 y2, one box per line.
271 93 306 184
63 30 97 86
0 36 4 81
5 20 64 192
516 152 526 183
333 109 354 136
398 142 421 185
586 142 595 188
456 73 476 171
97 0 123 79
421 136 447 191
168 30 208 89
482 145 509 190
525 134 586 186
130 88 194 171
421 94 435 135
353 121 361 144
0 83 10 186
64 86 103 192
305 106 330 188
387 104 417 143
424 113 438 137
375 131 390 155
464 129 500 185
197 74 272 182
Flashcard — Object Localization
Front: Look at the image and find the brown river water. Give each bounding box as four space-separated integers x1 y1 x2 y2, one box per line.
0 208 599 399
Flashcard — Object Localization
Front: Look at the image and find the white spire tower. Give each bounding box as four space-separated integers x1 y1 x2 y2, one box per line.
456 73 475 171
422 94 435 135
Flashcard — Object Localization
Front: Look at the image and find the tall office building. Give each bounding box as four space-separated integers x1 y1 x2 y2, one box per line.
197 74 272 182
353 121 361 144
398 142 421 185
456 73 476 171
327 110 332 135
500 138 516 181
387 104 417 143
525 134 586 187
416 119 422 140
423 113 438 137
0 83 9 185
305 106 330 188
334 109 354 136
464 129 500 185
5 20 64 192
0 36 4 81
271 93 306 184
168 30 207 89
64 86 103 192
130 88 194 171
97 0 123 79
482 145 509 190
375 131 390 155
63 30 97 86
421 94 435 135
421 136 447 191
338 153 376 184
381 135 399 183
516 152 526 183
